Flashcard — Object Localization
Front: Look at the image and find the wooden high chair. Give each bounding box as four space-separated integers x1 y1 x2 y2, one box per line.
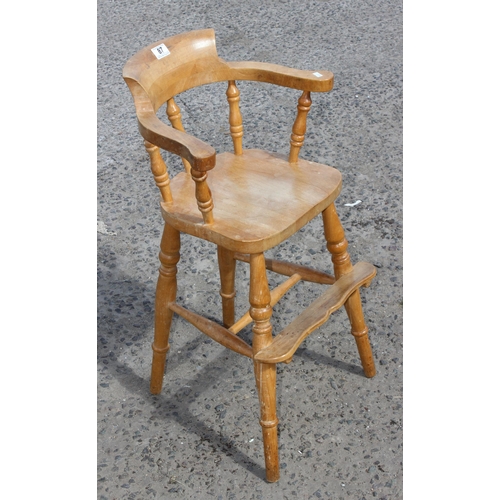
123 29 377 483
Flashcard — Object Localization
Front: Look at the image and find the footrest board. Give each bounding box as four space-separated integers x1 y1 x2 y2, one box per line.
254 262 376 364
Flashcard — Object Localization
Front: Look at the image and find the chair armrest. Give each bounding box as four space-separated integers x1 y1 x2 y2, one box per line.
227 61 333 92
136 110 216 172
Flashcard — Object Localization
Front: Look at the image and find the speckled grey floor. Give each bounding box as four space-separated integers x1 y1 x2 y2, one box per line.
97 1 402 498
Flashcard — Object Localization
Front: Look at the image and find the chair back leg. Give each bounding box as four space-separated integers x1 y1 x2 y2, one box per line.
217 246 236 328
322 204 376 378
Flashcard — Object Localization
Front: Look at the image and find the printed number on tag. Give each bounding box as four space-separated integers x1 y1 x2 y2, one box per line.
151 44 170 59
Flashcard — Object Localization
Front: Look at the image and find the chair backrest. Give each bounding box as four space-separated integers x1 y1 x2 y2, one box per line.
123 29 334 223
123 29 230 112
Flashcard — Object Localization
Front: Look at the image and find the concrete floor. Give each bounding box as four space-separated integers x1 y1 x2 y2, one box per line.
97 0 403 498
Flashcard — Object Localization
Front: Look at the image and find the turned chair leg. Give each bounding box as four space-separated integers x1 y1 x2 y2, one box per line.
249 253 280 482
150 223 181 394
322 204 376 377
217 246 236 328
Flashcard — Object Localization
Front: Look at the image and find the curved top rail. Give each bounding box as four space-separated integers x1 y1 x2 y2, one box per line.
123 29 334 111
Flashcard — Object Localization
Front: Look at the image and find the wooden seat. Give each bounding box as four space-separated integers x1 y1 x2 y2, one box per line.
123 29 377 483
164 149 342 253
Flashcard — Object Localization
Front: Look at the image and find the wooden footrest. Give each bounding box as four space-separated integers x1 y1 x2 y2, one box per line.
254 262 376 364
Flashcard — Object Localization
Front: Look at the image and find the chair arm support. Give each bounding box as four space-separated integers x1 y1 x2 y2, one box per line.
227 61 333 92
137 111 217 172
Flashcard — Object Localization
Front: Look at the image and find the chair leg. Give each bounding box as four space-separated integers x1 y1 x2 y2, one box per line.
249 253 280 482
322 204 376 378
150 222 181 394
217 246 236 328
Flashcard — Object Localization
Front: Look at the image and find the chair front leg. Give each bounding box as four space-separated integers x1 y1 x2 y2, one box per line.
150 222 181 394
322 203 376 378
249 253 279 482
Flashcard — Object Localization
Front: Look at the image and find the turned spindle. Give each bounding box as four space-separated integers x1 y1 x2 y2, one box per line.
166 98 192 174
144 141 173 203
190 168 214 224
289 91 312 163
226 81 244 155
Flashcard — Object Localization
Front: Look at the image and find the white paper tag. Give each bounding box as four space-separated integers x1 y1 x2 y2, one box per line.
313 72 323 77
151 43 170 59
344 200 362 207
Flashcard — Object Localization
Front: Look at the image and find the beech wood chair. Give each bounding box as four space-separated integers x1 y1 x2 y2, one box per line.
123 29 377 483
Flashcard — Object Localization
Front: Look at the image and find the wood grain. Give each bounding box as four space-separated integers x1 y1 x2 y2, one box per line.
162 149 342 253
